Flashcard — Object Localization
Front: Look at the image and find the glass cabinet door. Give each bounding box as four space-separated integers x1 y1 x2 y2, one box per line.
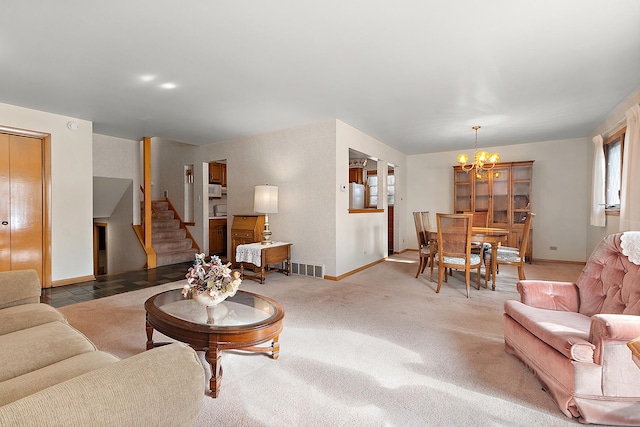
454 169 471 213
490 167 510 227
512 164 532 224
473 173 490 216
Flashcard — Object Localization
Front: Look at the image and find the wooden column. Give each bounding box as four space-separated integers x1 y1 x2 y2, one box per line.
143 137 156 268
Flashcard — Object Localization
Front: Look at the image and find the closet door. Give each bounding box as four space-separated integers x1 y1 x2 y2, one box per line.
0 135 10 271
0 133 44 283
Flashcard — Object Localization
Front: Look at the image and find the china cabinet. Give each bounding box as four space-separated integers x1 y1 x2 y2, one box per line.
453 161 534 260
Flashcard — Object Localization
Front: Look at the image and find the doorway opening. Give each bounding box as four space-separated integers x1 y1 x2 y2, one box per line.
93 223 107 276
388 165 395 255
207 159 228 260
184 164 194 223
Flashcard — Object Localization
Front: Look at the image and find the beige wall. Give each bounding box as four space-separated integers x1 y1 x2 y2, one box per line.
407 138 589 262
0 102 94 283
151 119 407 278
335 120 408 274
153 121 339 275
93 134 143 224
93 183 146 274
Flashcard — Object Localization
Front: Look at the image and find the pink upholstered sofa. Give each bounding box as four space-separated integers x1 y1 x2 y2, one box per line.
504 232 640 425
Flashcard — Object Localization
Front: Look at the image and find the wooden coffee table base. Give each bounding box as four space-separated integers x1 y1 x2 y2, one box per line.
206 336 280 397
145 290 285 398
146 321 281 398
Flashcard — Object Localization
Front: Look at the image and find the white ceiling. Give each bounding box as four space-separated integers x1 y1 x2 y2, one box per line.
1 1 639 154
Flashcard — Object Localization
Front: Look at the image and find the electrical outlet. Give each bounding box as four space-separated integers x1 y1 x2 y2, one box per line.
550 246 558 250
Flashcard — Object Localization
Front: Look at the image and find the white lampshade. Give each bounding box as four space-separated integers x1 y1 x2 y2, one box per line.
254 185 278 214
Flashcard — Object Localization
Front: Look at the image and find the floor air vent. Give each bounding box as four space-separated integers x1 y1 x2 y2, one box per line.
290 262 324 279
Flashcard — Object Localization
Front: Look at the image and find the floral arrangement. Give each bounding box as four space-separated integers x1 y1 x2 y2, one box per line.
182 253 242 300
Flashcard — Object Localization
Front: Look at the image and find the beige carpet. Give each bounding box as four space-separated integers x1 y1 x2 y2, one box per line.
60 254 588 426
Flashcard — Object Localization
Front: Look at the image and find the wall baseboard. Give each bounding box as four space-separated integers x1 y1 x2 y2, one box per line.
532 258 586 265
324 258 386 281
51 274 95 287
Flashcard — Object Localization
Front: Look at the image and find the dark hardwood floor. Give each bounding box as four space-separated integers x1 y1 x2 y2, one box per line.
41 262 193 308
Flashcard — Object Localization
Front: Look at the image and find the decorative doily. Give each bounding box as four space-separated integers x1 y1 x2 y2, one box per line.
620 232 640 265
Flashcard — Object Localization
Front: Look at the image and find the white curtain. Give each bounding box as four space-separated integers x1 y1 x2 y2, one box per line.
620 104 640 231
590 135 606 227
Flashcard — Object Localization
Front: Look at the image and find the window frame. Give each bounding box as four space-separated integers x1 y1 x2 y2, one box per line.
366 170 378 208
603 127 625 215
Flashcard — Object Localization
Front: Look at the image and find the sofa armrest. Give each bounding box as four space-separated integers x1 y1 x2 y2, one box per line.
0 270 41 309
590 314 640 365
517 280 579 311
0 343 205 426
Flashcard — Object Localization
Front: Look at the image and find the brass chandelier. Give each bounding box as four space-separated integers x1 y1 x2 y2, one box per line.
457 126 500 178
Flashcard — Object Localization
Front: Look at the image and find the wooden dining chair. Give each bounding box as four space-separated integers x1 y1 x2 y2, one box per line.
413 211 433 277
432 213 482 298
485 213 535 280
463 211 490 255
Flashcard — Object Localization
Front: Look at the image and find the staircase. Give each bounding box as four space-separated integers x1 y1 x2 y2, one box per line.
145 200 198 267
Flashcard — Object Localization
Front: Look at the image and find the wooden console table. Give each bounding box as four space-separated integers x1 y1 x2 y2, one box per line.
236 242 292 284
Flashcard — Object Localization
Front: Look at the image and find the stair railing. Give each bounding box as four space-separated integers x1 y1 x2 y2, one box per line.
163 197 201 253
133 184 157 268
133 188 201 267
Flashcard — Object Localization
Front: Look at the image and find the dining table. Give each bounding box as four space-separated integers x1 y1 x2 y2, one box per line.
426 227 510 290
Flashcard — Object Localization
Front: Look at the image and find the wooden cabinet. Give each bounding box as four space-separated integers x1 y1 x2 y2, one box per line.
209 162 226 185
454 161 534 260
349 167 364 184
230 215 265 267
209 218 227 256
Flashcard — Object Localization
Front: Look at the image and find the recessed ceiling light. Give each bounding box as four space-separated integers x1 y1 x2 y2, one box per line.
140 75 156 82
160 83 177 89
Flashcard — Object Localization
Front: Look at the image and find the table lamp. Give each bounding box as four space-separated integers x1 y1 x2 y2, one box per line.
254 184 278 245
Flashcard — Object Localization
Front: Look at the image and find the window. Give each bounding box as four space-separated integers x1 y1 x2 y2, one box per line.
387 169 395 206
604 128 625 212
367 172 378 208
367 169 394 207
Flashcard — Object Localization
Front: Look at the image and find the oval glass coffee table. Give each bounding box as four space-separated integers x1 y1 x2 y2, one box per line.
145 289 285 397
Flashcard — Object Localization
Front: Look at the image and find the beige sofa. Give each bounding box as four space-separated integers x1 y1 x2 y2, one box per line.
0 269 205 426
504 233 640 425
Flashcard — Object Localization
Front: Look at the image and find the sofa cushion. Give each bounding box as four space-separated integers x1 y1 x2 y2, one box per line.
0 321 97 382
0 351 119 406
577 233 640 317
504 300 594 362
0 270 41 309
0 303 66 336
0 343 204 426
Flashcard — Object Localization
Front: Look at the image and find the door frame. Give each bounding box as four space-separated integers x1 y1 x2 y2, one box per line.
93 222 107 277
0 125 51 287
